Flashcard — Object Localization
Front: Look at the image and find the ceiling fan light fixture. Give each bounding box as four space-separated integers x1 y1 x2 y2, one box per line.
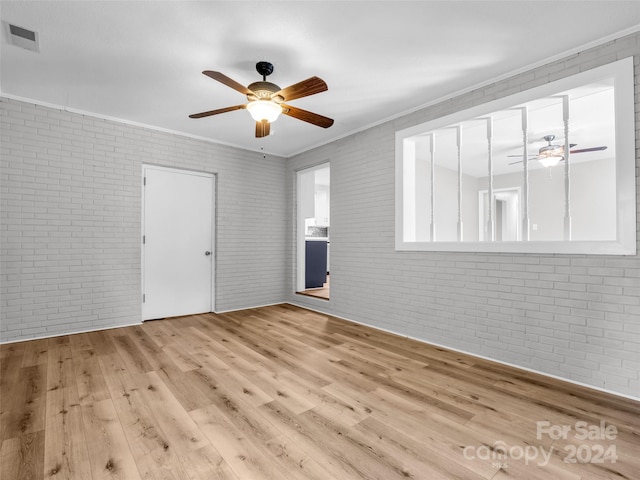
190 62 332 137
538 155 563 168
246 100 282 123
538 137 563 167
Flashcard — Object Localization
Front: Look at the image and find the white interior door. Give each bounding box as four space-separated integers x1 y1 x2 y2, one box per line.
142 165 214 320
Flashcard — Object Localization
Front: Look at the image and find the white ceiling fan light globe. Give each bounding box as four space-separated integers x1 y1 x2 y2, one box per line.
538 155 562 168
247 100 282 123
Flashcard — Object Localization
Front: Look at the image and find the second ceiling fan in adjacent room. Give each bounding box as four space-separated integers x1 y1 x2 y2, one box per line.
509 134 608 167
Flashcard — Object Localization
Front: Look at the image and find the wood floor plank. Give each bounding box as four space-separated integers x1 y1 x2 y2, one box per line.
195 315 337 388
0 341 25 358
161 343 203 372
101 370 172 458
111 334 154 374
123 326 168 371
190 402 292 480
81 397 142 480
102 370 193 480
352 415 490 480
333 338 430 374
134 371 209 456
259 399 389 479
86 330 118 357
20 338 49 368
75 347 111 406
44 386 92 479
2 364 48 440
97 352 130 378
366 390 502 479
68 332 95 352
0 344 26 442
136 320 177 349
491 373 640 432
1 304 638 480
189 361 275 410
186 366 286 445
123 326 213 412
177 333 275 410
181 444 239 480
263 433 341 480
0 431 45 480
195 334 325 418
156 363 215 413
288 403 417 479
46 341 76 392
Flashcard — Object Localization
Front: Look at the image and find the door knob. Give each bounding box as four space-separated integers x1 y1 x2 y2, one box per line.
205 251 211 256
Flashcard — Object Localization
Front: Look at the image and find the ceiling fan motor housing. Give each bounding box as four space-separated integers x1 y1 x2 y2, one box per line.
540 134 563 157
539 144 563 157
247 81 283 102
249 61 285 102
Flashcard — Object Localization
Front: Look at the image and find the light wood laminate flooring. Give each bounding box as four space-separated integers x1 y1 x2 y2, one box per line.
298 275 330 300
1 304 638 479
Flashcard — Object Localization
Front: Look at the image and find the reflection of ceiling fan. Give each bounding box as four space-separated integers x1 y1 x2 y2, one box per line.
508 134 607 167
189 61 334 138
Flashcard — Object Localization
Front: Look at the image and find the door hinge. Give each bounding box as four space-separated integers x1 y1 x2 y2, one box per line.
143 177 146 186
142 235 146 244
143 294 146 303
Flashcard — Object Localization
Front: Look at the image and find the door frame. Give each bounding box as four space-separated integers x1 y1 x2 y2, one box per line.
478 186 521 242
296 162 330 293
141 164 217 318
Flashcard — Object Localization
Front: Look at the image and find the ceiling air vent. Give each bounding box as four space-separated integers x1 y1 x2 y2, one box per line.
5 22 39 52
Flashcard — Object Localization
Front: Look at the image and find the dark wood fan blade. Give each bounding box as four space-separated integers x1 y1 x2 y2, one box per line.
281 104 334 128
203 71 253 96
507 144 578 157
255 121 270 138
510 157 571 166
570 146 607 154
189 104 246 119
273 77 328 102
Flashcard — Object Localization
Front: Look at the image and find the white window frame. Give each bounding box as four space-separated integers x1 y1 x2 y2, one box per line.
395 57 636 255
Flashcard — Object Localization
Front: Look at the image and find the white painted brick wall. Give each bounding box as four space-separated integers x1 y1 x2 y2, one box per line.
1 100 287 342
288 33 640 398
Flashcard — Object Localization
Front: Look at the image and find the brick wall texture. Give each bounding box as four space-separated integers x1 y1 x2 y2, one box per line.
1 104 287 341
287 32 640 399
2 32 639 398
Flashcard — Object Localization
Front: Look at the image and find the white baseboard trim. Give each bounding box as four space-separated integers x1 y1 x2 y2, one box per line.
286 301 640 403
0 320 143 345
0 301 286 345
213 301 285 314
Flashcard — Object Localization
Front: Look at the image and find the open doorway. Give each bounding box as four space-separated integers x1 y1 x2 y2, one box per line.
296 163 330 300
479 187 521 242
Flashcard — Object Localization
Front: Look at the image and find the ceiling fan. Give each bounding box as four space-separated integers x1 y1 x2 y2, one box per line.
508 134 607 167
189 61 334 138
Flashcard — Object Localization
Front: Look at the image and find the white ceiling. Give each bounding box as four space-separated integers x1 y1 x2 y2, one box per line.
2 1 640 158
